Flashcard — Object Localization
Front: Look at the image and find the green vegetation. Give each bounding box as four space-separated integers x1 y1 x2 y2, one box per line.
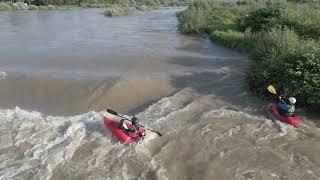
0 2 12 10
0 0 191 11
103 0 192 16
0 2 78 10
178 0 320 108
0 2 28 10
104 4 135 16
209 30 251 52
102 0 191 16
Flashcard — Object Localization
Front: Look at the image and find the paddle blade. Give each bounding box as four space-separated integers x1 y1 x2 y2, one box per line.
156 132 163 136
106 108 119 116
146 128 162 136
267 85 277 95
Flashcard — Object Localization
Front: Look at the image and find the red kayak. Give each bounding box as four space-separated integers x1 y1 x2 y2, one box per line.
269 104 301 127
103 117 145 144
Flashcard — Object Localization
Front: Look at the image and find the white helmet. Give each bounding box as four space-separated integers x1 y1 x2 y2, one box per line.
289 97 296 104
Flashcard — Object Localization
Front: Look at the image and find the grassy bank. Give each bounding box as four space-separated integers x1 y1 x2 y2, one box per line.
0 2 78 11
178 0 320 109
104 4 136 16
0 2 28 10
1 0 190 12
104 0 191 16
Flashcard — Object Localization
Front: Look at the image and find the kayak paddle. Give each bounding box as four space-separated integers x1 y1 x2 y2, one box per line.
267 85 277 95
106 108 162 136
267 85 285 103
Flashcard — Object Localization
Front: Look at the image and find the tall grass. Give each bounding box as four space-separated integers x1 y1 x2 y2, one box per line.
209 30 252 52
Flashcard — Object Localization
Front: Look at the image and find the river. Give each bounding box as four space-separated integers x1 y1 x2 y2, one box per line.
0 8 320 180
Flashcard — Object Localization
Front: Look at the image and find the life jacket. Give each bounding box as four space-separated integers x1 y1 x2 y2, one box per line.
278 103 295 116
119 119 136 133
287 105 295 114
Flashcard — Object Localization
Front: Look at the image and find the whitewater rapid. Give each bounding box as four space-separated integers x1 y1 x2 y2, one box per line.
1 87 320 180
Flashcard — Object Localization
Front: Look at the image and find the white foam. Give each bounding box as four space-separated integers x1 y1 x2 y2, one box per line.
0 105 173 179
203 108 269 122
137 88 195 124
0 107 104 179
0 71 7 80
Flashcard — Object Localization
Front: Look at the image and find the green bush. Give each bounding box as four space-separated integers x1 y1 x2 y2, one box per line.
240 7 283 32
0 2 12 10
104 5 135 16
247 29 320 106
47 4 56 9
281 4 320 39
28 4 39 10
280 43 320 105
238 4 320 39
0 2 28 11
178 0 320 108
177 2 242 34
135 4 148 10
13 2 28 10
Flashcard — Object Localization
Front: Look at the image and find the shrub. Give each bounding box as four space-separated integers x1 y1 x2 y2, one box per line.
28 5 39 10
0 2 12 11
12 2 28 10
280 43 320 105
47 4 56 9
104 5 135 16
178 1 320 108
247 29 320 106
240 7 283 32
177 2 242 34
281 4 320 39
135 4 148 10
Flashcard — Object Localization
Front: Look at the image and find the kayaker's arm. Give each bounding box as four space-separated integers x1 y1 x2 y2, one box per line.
278 96 286 104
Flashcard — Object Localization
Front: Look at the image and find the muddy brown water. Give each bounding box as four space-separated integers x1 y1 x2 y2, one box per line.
0 8 319 180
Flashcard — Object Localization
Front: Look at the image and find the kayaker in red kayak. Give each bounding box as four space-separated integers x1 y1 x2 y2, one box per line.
118 116 145 137
267 85 301 127
104 109 162 144
277 96 296 116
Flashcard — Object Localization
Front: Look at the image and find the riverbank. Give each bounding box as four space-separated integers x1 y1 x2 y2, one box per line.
103 0 190 16
104 4 160 17
0 0 190 13
0 2 79 11
177 0 320 110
